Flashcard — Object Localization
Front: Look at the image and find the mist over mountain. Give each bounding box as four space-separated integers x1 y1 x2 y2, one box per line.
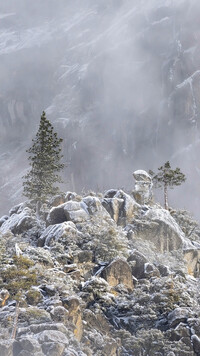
1 0 200 217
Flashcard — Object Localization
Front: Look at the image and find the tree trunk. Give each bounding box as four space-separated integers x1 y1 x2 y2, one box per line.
164 183 169 210
36 200 41 219
11 301 20 339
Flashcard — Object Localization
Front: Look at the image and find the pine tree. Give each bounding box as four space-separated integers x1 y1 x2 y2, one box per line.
23 111 64 213
149 161 186 210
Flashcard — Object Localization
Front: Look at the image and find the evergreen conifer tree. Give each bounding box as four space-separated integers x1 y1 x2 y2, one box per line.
149 161 186 210
23 111 64 212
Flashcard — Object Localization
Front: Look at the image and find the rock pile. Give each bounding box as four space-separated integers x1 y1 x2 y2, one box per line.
0 175 200 355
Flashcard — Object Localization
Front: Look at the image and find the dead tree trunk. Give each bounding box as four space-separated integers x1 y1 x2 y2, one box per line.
11 301 20 339
164 183 169 210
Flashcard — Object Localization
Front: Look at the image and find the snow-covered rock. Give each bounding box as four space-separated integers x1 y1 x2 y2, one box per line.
103 189 140 225
168 307 189 328
127 250 148 279
101 258 134 292
192 334 200 355
64 201 89 224
46 204 68 225
62 297 83 341
24 246 54 266
0 207 37 235
133 207 186 252
83 196 110 218
102 197 124 223
0 341 14 356
0 216 8 227
144 262 160 278
38 221 78 247
132 170 153 205
183 248 200 277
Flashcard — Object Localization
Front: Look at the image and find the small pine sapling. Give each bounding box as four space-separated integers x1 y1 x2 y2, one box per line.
149 161 186 210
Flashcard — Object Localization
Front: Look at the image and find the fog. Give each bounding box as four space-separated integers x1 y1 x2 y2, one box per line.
1 0 200 219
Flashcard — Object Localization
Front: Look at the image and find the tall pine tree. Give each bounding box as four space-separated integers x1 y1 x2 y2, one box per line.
149 161 186 210
23 112 64 212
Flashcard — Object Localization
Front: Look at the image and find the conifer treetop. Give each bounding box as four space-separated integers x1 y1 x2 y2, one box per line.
149 161 186 210
149 161 186 189
23 111 64 205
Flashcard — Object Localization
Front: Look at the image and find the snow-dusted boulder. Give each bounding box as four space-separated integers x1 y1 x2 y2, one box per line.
144 262 160 278
47 195 113 227
127 250 148 279
49 194 66 207
0 215 8 227
192 335 200 355
168 308 189 328
36 329 69 346
184 248 200 277
101 258 134 292
62 297 83 341
47 201 89 226
103 190 140 225
64 201 89 224
13 336 42 354
0 207 37 235
132 170 153 205
46 204 68 225
102 197 124 223
9 202 25 216
65 191 77 201
0 341 14 356
83 196 110 218
82 276 111 295
133 207 186 252
38 221 78 247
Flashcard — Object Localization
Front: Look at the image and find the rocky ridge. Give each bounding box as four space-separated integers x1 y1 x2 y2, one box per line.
0 171 200 355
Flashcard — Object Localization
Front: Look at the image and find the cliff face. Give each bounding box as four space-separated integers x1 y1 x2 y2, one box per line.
0 181 200 355
1 0 200 216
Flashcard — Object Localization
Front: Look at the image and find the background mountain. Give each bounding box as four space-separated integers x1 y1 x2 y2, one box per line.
1 0 200 217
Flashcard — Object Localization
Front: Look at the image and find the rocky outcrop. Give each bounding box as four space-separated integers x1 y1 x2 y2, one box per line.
101 258 134 292
127 250 148 279
0 188 200 355
0 341 14 356
47 196 109 226
13 323 80 356
132 207 186 252
132 170 153 205
0 207 37 235
102 189 140 225
46 200 89 226
38 221 79 247
168 307 189 328
62 297 83 341
183 248 200 277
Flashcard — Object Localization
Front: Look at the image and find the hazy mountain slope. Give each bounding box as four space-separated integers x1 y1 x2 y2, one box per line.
1 0 200 217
